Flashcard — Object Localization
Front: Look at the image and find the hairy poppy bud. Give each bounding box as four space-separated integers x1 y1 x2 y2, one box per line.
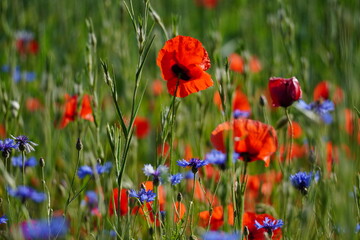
268 77 302 107
76 138 83 151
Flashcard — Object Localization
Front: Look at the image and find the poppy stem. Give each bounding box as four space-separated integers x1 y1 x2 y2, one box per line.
285 107 293 164
237 160 248 235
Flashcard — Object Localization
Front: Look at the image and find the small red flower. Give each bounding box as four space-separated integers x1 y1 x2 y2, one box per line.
79 94 94 122
313 81 343 104
195 0 219 8
157 35 213 98
108 188 128 216
0 124 5 138
268 77 302 107
211 119 278 167
228 53 244 73
151 79 164 96
133 117 150 139
249 56 262 73
58 94 94 129
26 98 43 112
59 94 78 129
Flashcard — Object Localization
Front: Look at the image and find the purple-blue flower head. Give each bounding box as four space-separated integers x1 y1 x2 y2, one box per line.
78 162 112 179
297 100 334 124
205 149 240 170
254 217 284 233
0 138 18 158
12 156 37 168
143 164 168 185
202 231 240 240
21 217 68 239
11 135 38 153
233 109 250 119
169 173 183 186
8 186 46 203
177 158 208 173
129 188 156 203
290 171 312 195
0 215 8 224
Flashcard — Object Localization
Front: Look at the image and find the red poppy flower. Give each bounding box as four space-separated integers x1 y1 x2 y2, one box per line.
287 121 302 139
26 97 43 112
313 81 343 104
151 79 164 96
0 124 5 138
157 142 170 158
243 212 282 240
249 56 262 73
279 143 306 161
198 204 234 230
195 0 218 8
108 188 128 216
211 119 278 167
174 202 186 222
79 94 94 122
233 89 251 116
59 94 78 129
157 35 213 98
268 77 302 108
228 53 244 73
133 117 150 139
213 88 251 115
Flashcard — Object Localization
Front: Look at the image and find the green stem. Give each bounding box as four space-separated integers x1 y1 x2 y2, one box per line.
21 151 25 185
285 107 293 164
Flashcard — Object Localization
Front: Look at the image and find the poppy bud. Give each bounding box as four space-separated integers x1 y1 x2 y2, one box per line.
39 157 45 168
76 138 83 151
268 77 302 107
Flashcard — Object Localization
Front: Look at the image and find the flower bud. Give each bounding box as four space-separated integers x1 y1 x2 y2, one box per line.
268 77 302 107
259 95 267 107
76 138 83 151
177 192 183 202
39 157 45 168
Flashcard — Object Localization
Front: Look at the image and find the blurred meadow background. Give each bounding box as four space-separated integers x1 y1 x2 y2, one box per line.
0 0 360 239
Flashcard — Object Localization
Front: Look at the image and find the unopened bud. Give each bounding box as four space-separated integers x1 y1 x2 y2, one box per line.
141 183 146 190
39 157 45 167
259 95 267 107
177 192 183 202
76 138 83 151
243 226 249 237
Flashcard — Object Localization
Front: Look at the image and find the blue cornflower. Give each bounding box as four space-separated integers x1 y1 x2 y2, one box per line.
81 191 98 208
177 158 208 173
21 217 68 239
184 171 195 179
8 186 46 203
356 223 360 233
290 171 312 195
202 231 240 240
24 71 36 82
254 217 284 233
11 135 38 153
205 149 240 170
12 156 37 168
143 164 168 186
129 188 156 203
77 162 112 179
0 138 18 158
0 215 8 224
233 109 250 119
297 99 334 124
96 162 112 174
169 173 183 186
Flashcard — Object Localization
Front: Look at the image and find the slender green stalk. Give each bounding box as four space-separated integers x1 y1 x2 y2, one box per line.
21 151 25 185
285 107 293 164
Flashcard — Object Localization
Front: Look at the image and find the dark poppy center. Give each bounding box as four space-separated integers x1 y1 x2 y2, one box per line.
171 64 190 80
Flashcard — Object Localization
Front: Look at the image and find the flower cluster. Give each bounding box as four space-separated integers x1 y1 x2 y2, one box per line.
290 171 313 195
77 162 112 179
8 186 46 203
129 188 156 203
177 158 208 173
0 138 17 158
20 217 68 239
12 156 37 168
